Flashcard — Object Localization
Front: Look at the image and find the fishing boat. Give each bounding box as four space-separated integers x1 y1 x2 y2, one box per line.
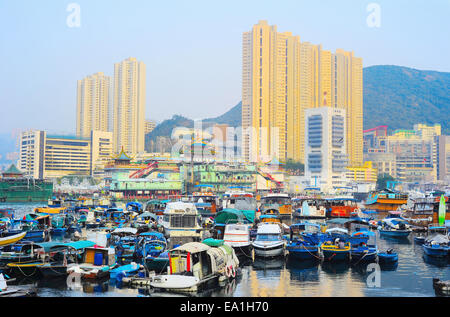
214 207 254 232
138 232 169 273
252 223 285 258
37 241 96 278
110 262 140 280
350 229 378 263
433 278 450 297
377 249 398 264
286 223 322 261
364 189 408 214
66 247 116 280
149 241 239 293
378 217 412 238
223 223 252 257
293 199 326 219
422 234 449 258
414 224 448 245
325 198 360 218
320 227 351 262
222 191 257 211
159 201 203 247
143 200 168 216
0 242 40 266
259 193 292 218
0 232 26 247
192 192 219 217
6 261 45 278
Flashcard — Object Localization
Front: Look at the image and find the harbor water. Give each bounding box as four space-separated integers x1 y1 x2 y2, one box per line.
2 202 449 297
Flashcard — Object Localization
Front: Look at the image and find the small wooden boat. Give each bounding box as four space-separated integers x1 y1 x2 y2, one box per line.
66 247 115 280
433 278 450 296
350 230 378 263
6 261 44 278
0 232 26 247
321 241 351 262
286 223 322 261
378 218 412 238
110 262 140 280
422 234 449 258
377 249 398 264
320 226 351 262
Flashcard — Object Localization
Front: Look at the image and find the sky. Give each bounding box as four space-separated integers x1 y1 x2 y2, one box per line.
0 0 449 139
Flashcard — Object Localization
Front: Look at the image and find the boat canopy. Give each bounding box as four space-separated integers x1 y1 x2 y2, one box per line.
325 227 349 235
351 229 375 237
164 202 198 214
126 202 142 209
425 234 449 244
138 212 158 220
256 223 282 234
112 227 138 235
214 208 254 225
171 242 210 254
139 232 165 240
35 240 96 252
290 223 321 231
327 218 357 225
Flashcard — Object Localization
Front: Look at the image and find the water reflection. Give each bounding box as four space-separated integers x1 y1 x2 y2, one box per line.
286 257 319 283
423 254 449 268
321 261 350 275
379 262 398 271
83 279 110 293
252 256 286 271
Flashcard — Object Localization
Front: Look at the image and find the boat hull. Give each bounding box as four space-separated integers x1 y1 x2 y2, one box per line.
379 230 411 238
252 243 285 258
423 244 449 258
351 250 377 262
377 253 398 264
38 265 68 278
286 246 319 260
144 257 170 273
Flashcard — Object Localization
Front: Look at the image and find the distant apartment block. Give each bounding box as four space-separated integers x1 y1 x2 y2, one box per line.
145 120 156 135
242 21 363 166
18 130 113 179
76 72 112 138
113 57 146 155
363 123 443 182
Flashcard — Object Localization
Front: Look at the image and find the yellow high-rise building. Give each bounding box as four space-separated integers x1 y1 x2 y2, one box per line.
113 57 146 155
242 21 301 163
332 49 364 166
242 21 363 166
76 72 111 138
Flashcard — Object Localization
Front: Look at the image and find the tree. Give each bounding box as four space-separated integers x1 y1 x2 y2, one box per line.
377 173 395 190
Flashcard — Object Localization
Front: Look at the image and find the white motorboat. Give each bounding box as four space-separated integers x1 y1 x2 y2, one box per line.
252 223 285 258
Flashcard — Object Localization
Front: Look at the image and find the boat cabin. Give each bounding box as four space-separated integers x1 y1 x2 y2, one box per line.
192 192 218 215
160 202 203 247
325 198 360 218
259 193 292 217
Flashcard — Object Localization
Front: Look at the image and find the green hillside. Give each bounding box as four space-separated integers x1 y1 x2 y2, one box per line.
363 65 450 134
145 66 450 150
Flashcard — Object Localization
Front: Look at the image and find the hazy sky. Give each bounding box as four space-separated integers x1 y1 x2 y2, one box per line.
0 0 449 137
